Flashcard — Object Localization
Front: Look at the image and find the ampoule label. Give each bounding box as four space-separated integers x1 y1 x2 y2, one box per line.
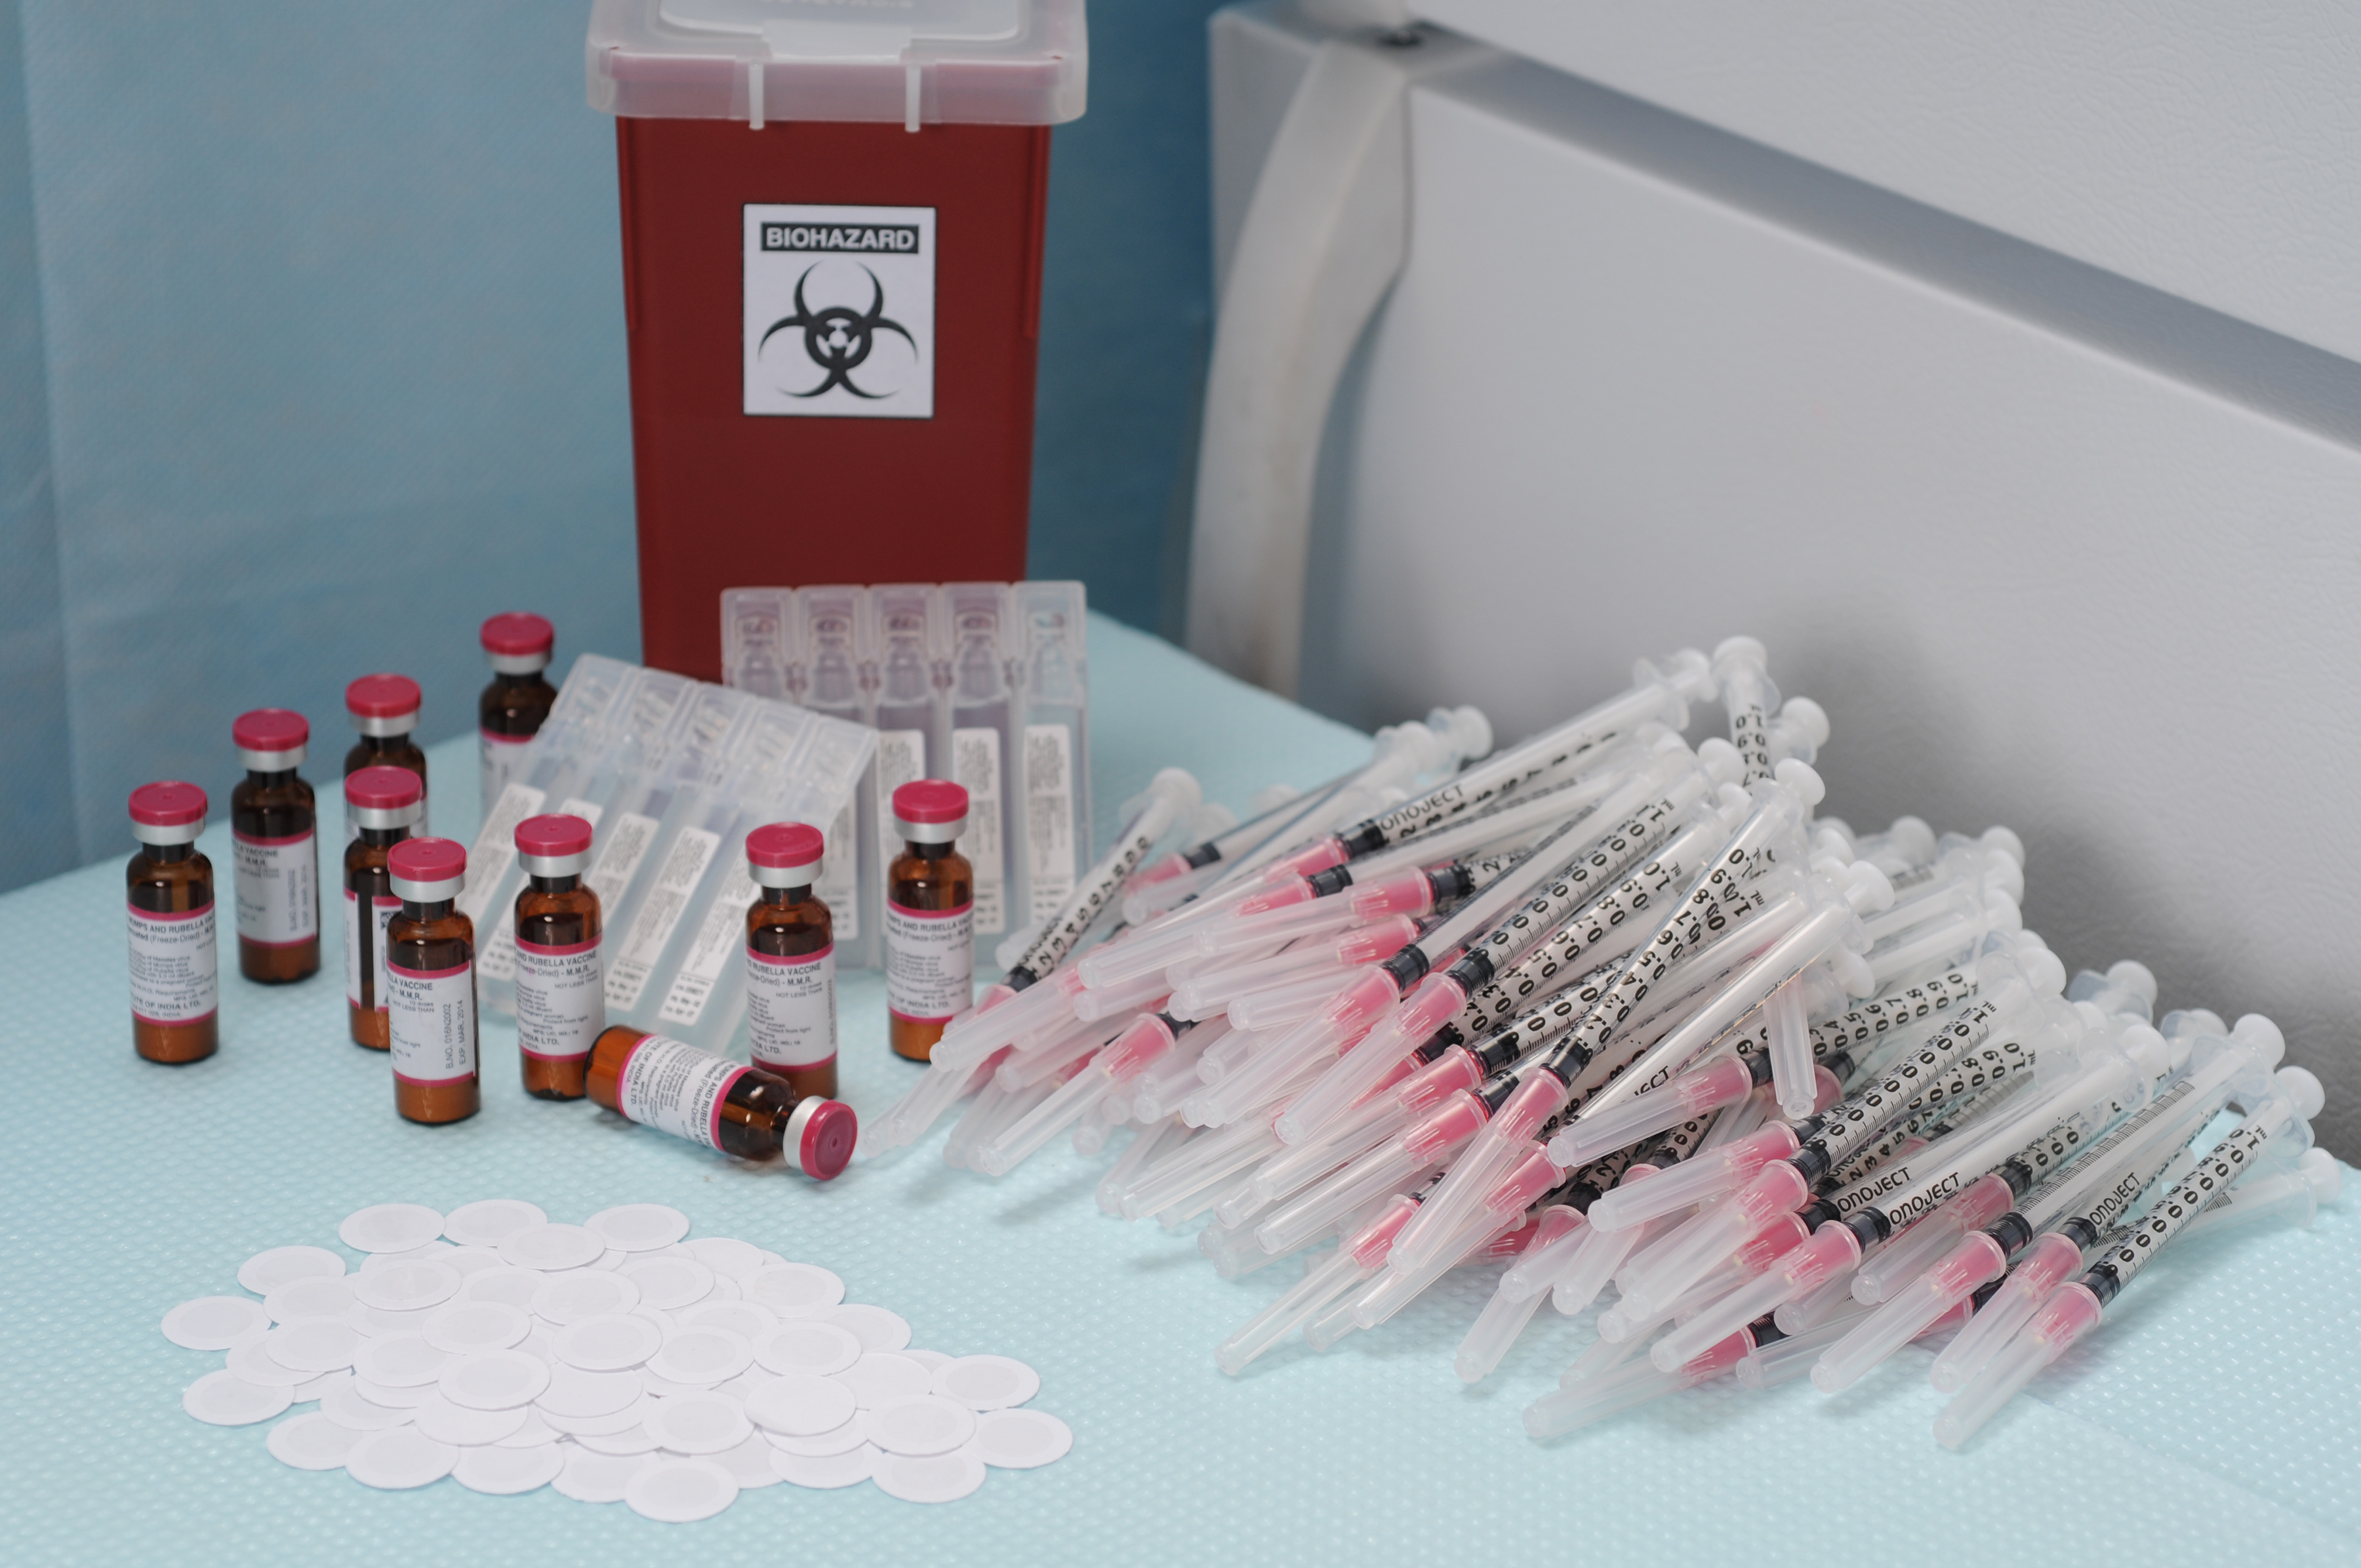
659 873 760 1027
952 726 1006 934
459 782 546 925
478 904 519 984
818 802 859 942
885 900 973 1024
872 730 927 893
127 903 217 1024
386 959 477 1085
584 811 660 912
479 731 535 818
747 941 837 1068
616 1034 746 1152
556 797 605 829
607 826 722 1011
1023 723 1077 924
515 935 604 1061
342 887 401 1008
232 829 317 947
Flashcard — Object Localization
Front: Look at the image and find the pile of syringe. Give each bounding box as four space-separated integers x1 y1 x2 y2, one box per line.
860 638 2341 1449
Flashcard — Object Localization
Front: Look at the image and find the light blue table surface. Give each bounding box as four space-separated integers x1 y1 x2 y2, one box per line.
5 614 2356 1566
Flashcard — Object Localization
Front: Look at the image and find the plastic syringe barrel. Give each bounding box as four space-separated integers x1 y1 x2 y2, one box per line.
1214 1245 1373 1375
1456 1206 1584 1383
1000 768 1201 988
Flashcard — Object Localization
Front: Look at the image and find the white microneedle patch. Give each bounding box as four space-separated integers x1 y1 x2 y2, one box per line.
182 1371 294 1426
352 1377 437 1409
763 1415 870 1458
538 1401 653 1438
413 1394 529 1447
293 1369 352 1403
441 1199 548 1247
262 1319 363 1373
350 1332 453 1388
339 1204 446 1254
267 1411 366 1470
934 1354 1040 1411
344 1427 459 1490
495 1408 559 1448
454 1442 565 1495
226 1338 315 1388
439 1247 506 1277
535 1364 645 1420
677 1300 777 1342
866 1394 977 1457
683 1237 768 1282
237 1245 346 1295
352 1260 462 1313
626 1457 740 1523
771 1441 879 1489
552 1314 663 1373
712 1432 782 1489
835 1352 931 1409
437 1350 552 1411
753 1319 862 1378
457 1266 548 1311
576 1424 661 1457
872 1447 986 1504
826 1304 911 1352
359 1241 456 1272
498 1223 606 1272
742 1263 843 1319
352 1304 439 1337
584 1203 691 1252
618 1255 714 1311
969 1408 1072 1469
162 1295 271 1351
263 1277 359 1325
554 1445 655 1504
743 1373 857 1437
534 1271 642 1325
900 1349 952 1374
319 1382 416 1432
423 1300 532 1354
646 1327 754 1387
642 1392 752 1455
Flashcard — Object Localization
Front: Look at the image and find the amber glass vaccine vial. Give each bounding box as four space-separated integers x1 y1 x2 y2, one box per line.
384 837 479 1125
343 673 428 843
744 822 837 1100
514 813 603 1101
228 708 319 984
127 782 219 1065
586 1026 856 1179
479 613 557 811
343 766 423 1049
884 780 975 1064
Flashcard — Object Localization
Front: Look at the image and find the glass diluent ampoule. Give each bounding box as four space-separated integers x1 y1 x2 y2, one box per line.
344 674 428 843
513 813 603 1101
586 1026 856 1180
228 708 319 984
384 837 479 1125
744 822 837 1100
343 765 423 1049
127 781 220 1064
479 612 557 811
884 780 975 1063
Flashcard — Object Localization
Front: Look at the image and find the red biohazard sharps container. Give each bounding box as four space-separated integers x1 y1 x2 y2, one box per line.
586 1 1089 681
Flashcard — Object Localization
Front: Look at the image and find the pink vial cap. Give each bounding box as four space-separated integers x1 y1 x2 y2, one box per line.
747 822 826 872
797 1101 859 1181
232 708 308 753
891 780 969 824
346 673 422 719
129 780 207 828
387 837 466 884
481 612 555 657
515 814 594 858
345 765 424 809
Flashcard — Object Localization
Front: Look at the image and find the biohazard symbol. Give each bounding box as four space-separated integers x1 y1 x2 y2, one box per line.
758 264 916 399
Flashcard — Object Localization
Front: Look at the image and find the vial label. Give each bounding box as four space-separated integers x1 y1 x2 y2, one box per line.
817 801 859 942
232 829 318 947
386 959 477 1085
885 901 973 1024
127 902 218 1024
515 935 605 1062
615 1033 747 1152
747 941 837 1069
478 902 520 984
459 782 546 925
479 730 536 819
871 729 927 901
585 811 660 911
556 797 605 828
658 874 761 1028
1023 724 1076 924
952 726 1007 935
606 825 721 1011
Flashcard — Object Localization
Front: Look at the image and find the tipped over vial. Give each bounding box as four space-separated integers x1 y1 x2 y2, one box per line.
228 708 319 984
342 765 424 1049
586 1026 857 1180
512 813 603 1102
479 613 557 810
384 837 479 1125
884 780 975 1064
127 781 219 1065
744 822 838 1101
343 674 428 843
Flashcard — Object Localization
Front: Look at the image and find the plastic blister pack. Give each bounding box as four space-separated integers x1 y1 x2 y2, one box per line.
461 656 873 1053
720 582 1090 971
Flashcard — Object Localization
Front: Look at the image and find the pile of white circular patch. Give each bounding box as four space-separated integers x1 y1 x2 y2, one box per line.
163 1200 1073 1521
